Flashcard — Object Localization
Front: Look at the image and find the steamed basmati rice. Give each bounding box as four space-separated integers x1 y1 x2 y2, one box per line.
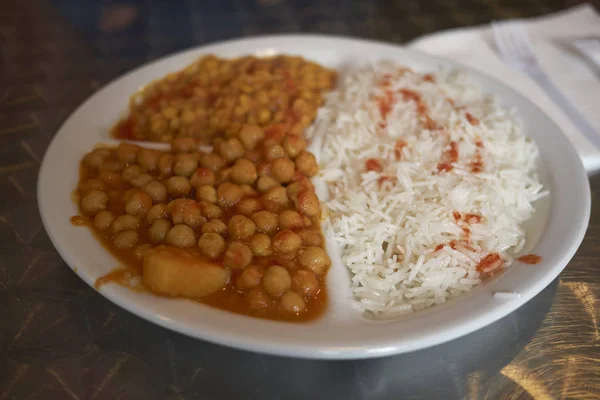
311 64 548 318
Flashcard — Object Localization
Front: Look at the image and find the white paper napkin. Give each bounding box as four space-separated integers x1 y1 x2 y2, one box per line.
408 4 600 174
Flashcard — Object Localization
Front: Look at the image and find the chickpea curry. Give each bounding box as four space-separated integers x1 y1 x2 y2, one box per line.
74 54 336 322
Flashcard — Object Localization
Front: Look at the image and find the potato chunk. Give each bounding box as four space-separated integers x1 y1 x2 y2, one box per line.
143 245 230 298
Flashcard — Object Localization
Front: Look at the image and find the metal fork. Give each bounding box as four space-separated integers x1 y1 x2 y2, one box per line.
492 20 600 149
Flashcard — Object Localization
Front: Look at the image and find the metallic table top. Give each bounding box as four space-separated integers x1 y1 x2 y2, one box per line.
1 0 599 399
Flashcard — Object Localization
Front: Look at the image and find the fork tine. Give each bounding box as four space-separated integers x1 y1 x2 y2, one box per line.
509 22 532 58
492 22 514 60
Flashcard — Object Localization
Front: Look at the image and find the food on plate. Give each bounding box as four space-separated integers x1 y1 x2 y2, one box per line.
75 123 330 321
315 64 547 318
112 55 336 143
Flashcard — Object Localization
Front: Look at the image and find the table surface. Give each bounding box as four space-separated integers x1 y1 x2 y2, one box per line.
1 0 599 399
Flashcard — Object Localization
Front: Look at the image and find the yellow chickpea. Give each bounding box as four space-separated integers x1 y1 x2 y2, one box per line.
198 233 226 258
190 167 216 188
271 229 303 254
165 224 196 248
80 190 108 215
229 159 257 185
238 124 265 150
93 210 114 230
125 191 153 218
217 183 243 207
112 214 140 234
262 265 291 297
147 203 167 224
228 215 256 239
224 241 253 269
201 219 227 234
270 157 295 184
196 185 217 203
166 176 192 198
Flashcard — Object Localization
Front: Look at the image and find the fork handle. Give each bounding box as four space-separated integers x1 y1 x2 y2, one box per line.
527 66 600 149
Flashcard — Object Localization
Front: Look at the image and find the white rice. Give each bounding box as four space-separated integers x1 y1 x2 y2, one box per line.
311 63 548 319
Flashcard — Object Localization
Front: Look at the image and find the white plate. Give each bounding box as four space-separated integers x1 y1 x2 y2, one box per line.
38 35 590 359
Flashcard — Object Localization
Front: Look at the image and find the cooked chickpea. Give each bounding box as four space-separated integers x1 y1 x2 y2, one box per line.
166 176 192 197
130 173 153 189
117 143 140 164
190 167 216 188
271 157 295 184
282 135 307 159
262 265 291 297
198 201 222 220
198 233 226 258
84 151 107 169
199 153 224 172
148 218 172 242
173 154 198 177
93 210 114 230
251 211 278 234
201 219 227 234
157 154 174 176
229 159 257 185
280 291 306 313
261 186 289 212
224 241 253 269
147 203 167 224
171 137 196 153
249 233 271 257
125 191 153 218
228 215 256 239
216 167 231 184
113 230 139 249
236 198 262 216
121 165 145 182
218 138 245 163
292 270 320 296
265 144 285 161
256 176 279 193
272 230 303 254
165 224 196 248
298 229 322 246
169 199 204 227
247 287 271 309
298 247 330 275
80 178 105 192
134 244 152 260
97 171 122 188
196 185 217 203
235 265 263 290
80 190 108 215
239 184 257 197
98 160 124 173
278 210 304 229
295 151 318 177
238 124 264 150
144 181 167 203
136 148 159 171
112 214 140 234
217 183 242 207
293 188 320 217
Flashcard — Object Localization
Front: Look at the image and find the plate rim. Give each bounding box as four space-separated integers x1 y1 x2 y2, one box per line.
37 33 591 359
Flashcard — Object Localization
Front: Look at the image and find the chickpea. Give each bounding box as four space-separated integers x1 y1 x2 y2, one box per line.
198 233 226 259
271 157 295 184
134 244 152 260
157 154 174 177
201 219 227 234
171 137 196 153
130 173 153 189
249 233 271 257
280 291 306 313
282 135 307 159
251 211 278 234
240 184 257 197
278 210 304 229
262 265 291 297
148 218 172 242
233 198 259 216
261 186 289 212
265 144 285 161
144 181 167 203
256 176 279 193
198 201 222 220
112 214 140 234
224 241 253 269
199 153 225 172
271 230 303 253
169 199 204 227
166 176 192 197
80 190 108 215
293 188 320 217
292 270 320 297
196 185 217 203
125 191 153 218
117 143 140 164
97 171 122 188
298 246 330 275
190 167 216 188
235 265 263 290
79 178 105 192
217 183 242 207
247 287 271 309
216 167 231 184
229 159 257 185
238 124 264 150
295 151 318 177
257 162 271 177
173 154 198 177
93 210 114 230
113 230 139 249
121 165 145 182
147 203 167 224
136 148 159 171
165 224 196 248
83 151 107 169
228 215 256 239
98 160 125 173
298 229 322 246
